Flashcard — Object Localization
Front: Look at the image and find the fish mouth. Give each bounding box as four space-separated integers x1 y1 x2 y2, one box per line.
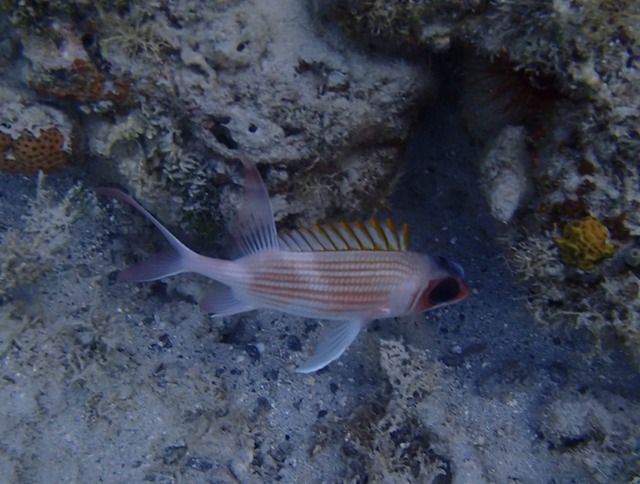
426 277 470 306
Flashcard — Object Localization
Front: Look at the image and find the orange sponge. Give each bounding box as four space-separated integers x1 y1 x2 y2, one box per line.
0 128 68 172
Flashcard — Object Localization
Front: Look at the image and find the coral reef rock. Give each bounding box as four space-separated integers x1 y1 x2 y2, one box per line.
3 0 432 229
479 125 528 223
0 84 76 173
329 0 640 364
78 0 431 228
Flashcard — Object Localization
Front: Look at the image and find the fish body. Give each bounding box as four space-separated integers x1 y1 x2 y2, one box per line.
228 249 456 320
97 161 469 372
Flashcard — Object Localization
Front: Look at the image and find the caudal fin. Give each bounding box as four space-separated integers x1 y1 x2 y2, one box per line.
96 187 202 282
117 248 187 282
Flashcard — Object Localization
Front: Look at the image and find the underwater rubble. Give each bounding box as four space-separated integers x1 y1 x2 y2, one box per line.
0 0 639 482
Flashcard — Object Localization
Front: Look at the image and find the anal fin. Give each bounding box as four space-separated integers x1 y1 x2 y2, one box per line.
200 283 253 317
296 320 364 373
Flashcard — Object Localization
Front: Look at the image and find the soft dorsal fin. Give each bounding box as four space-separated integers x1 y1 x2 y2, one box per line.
278 218 409 252
233 160 279 255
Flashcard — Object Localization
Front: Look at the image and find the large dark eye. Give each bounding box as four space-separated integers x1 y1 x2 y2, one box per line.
436 255 465 278
428 277 461 305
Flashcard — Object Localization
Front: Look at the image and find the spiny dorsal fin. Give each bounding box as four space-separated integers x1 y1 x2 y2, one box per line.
278 218 409 252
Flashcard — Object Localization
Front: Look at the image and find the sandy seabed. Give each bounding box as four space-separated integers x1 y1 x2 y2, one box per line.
1 97 639 483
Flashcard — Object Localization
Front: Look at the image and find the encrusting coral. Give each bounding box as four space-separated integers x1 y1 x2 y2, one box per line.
0 82 77 173
555 216 615 271
0 127 69 172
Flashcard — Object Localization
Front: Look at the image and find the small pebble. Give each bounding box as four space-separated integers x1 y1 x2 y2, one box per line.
186 457 213 471
245 344 261 363
625 247 640 267
263 369 279 381
287 335 302 351
230 447 254 480
76 263 93 278
159 333 173 349
254 396 271 417
162 445 187 465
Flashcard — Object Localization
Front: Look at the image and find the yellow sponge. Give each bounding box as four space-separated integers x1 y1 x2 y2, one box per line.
555 216 615 271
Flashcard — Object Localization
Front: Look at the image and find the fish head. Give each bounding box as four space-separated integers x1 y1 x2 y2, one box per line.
412 255 469 313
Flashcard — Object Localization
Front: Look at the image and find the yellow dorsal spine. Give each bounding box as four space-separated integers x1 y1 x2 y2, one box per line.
278 218 410 252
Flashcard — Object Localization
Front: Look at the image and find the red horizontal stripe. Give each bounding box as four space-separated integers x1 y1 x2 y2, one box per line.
256 253 414 272
251 272 404 288
248 281 387 304
247 291 383 315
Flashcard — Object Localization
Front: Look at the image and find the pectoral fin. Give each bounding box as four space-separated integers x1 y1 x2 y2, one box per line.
296 320 364 373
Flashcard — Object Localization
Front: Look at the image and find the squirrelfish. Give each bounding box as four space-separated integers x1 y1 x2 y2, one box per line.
97 162 469 372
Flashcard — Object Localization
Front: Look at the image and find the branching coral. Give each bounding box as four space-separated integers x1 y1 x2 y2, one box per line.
97 2 174 64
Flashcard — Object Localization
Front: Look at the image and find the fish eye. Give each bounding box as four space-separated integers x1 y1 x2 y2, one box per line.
436 256 465 278
428 277 462 305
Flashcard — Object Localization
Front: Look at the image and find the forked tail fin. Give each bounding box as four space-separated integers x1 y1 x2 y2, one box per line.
96 187 205 282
